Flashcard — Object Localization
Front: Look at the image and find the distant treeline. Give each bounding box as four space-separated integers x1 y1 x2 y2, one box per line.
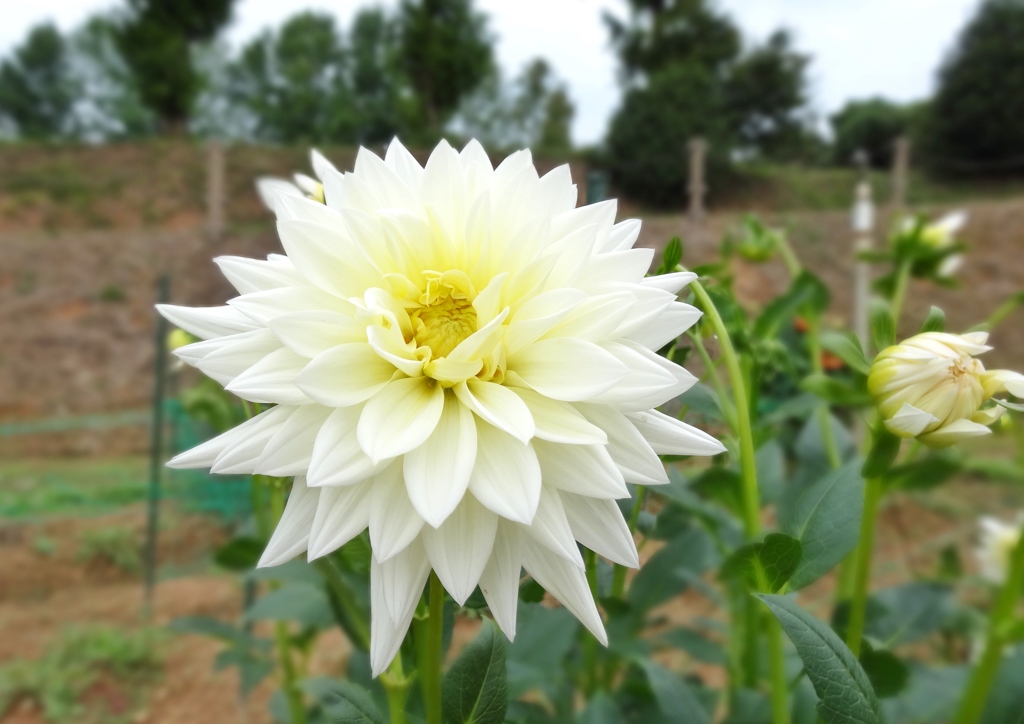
1 0 1023 207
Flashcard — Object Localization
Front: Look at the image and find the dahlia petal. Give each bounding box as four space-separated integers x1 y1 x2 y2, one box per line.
478 522 523 640
468 421 542 524
258 478 318 568
919 418 993 447
385 137 425 187
626 410 727 456
560 491 639 567
423 496 499 605
884 402 940 438
592 342 696 411
310 148 338 180
229 287 350 324
522 540 607 645
370 541 430 677
366 326 424 377
376 540 431 624
602 218 641 253
509 387 607 445
358 377 445 463
296 343 397 407
579 248 655 288
277 220 381 298
454 379 535 443
510 338 628 401
534 439 628 499
193 329 280 384
423 140 469 241
611 286 676 339
269 310 364 359
641 271 697 294
354 145 419 210
256 177 302 215
504 289 586 356
168 404 289 470
226 347 310 405
214 255 308 295
275 191 349 228
470 272 507 325
578 404 668 485
307 482 372 560
307 406 381 487
211 406 296 474
369 462 425 561
536 164 578 218
447 307 510 364
520 486 584 567
403 391 478 527
255 405 331 476
545 292 634 342
550 200 616 252
157 304 257 340
626 301 703 350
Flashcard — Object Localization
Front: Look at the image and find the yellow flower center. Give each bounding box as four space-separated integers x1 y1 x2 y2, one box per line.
411 294 478 359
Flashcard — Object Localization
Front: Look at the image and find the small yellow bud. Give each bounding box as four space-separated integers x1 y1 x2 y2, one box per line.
867 331 1024 447
167 328 195 352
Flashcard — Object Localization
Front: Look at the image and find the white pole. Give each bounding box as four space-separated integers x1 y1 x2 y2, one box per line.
852 180 875 351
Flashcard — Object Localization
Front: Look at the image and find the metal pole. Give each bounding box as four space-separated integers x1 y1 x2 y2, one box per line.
687 137 707 225
144 274 170 618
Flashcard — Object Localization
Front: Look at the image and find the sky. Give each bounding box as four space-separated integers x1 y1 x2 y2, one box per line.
0 0 982 145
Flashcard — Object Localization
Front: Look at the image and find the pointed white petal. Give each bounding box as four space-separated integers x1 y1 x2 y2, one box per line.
157 304 257 340
269 310 364 359
214 255 309 295
521 540 607 645
255 405 331 476
454 379 535 443
919 418 993 447
422 495 499 605
578 404 668 485
533 439 628 499
626 410 726 456
884 402 940 438
167 404 289 470
509 387 607 445
229 287 350 324
468 421 542 524
626 301 703 350
307 482 372 560
602 218 642 253
560 492 638 567
370 541 429 677
478 522 523 640
256 177 302 215
307 406 381 487
587 342 687 411
641 271 697 294
375 539 431 623
296 343 397 407
520 486 583 567
193 329 281 384
358 377 445 463
258 479 318 568
403 391 478 527
510 338 628 401
210 406 295 474
369 462 425 561
226 347 310 405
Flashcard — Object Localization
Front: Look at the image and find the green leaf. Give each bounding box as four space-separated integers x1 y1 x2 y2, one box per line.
756 440 786 506
794 412 855 469
720 533 802 593
245 584 335 628
505 604 577 698
442 619 508 724
859 645 910 698
861 429 902 478
869 299 895 351
628 528 719 612
919 306 946 333
997 617 1024 643
753 271 830 339
820 331 871 376
315 680 386 724
636 660 712 724
576 692 625 724
781 459 864 590
980 648 1024 724
656 237 683 275
658 628 727 665
756 594 882 724
212 536 265 571
882 452 961 491
800 374 872 407
882 664 967 724
168 615 243 642
866 583 955 647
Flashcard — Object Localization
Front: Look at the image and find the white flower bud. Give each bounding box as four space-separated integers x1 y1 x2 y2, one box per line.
976 515 1023 584
867 331 1024 447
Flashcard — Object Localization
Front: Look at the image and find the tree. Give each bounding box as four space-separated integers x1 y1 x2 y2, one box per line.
0 23 78 140
114 0 235 133
923 0 1024 173
398 0 493 139
603 0 813 206
349 7 406 145
830 98 915 169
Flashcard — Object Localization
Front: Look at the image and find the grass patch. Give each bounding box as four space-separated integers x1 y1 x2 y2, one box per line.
0 457 148 519
76 527 142 575
0 626 164 723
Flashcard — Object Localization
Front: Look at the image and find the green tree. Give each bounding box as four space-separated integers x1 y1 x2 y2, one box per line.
114 0 235 133
923 0 1024 173
830 98 914 169
398 0 493 139
349 7 406 145
0 23 79 140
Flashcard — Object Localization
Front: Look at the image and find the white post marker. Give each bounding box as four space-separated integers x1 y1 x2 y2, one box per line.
852 180 875 352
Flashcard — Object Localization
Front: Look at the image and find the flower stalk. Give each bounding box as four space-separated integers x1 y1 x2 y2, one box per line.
416 571 445 724
381 655 411 724
845 474 883 657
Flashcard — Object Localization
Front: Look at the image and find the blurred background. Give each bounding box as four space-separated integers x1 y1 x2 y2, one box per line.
2 0 1024 722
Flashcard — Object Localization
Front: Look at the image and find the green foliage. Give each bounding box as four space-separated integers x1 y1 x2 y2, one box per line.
0 24 78 139
635 659 712 724
720 532 802 592
757 594 882 724
442 619 508 724
923 0 1024 174
313 679 386 723
869 299 895 351
75 526 142 574
398 0 494 139
0 626 163 722
830 98 917 168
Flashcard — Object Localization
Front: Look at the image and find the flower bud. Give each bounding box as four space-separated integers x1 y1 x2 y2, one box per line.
918 210 966 250
976 515 1023 584
867 331 1024 447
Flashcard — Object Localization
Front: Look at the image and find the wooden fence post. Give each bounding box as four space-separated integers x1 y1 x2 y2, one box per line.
206 140 225 241
687 137 707 224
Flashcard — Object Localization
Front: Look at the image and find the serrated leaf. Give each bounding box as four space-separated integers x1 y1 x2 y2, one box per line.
919 306 946 333
781 459 864 590
442 619 508 724
820 331 871 376
869 299 895 351
636 660 712 724
757 594 881 724
315 680 386 723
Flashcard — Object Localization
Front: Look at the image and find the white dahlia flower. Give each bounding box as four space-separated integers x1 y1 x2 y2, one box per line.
976 515 1023 584
868 331 1024 447
159 139 723 674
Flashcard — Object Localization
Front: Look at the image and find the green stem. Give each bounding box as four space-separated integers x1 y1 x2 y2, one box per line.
688 331 739 430
890 259 912 329
686 274 760 539
312 557 371 650
583 549 600 695
845 476 883 657
611 487 646 599
776 234 803 279
805 316 842 470
268 481 307 724
419 571 444 724
381 655 410 724
954 531 1024 724
755 567 789 724
985 293 1024 331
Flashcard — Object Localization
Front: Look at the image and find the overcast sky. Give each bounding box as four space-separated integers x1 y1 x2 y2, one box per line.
0 0 982 144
